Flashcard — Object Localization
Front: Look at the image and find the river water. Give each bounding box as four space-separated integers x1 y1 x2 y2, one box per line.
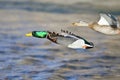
0 1 120 80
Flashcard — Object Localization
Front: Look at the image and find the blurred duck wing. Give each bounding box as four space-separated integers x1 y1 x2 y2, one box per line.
60 29 84 39
47 30 78 46
98 13 119 28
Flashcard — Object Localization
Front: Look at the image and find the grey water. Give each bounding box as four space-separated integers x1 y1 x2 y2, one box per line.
0 1 120 80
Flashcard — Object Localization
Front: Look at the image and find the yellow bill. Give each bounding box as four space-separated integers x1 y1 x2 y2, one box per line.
25 32 32 37
72 22 79 26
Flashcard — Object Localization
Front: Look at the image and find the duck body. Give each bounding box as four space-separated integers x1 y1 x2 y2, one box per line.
89 22 120 35
25 30 94 49
72 13 120 35
48 30 94 49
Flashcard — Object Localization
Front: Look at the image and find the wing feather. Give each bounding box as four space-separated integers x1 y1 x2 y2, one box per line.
98 13 119 28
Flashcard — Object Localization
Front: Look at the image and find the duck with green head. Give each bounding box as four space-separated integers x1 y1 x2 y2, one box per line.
25 30 94 49
25 31 48 38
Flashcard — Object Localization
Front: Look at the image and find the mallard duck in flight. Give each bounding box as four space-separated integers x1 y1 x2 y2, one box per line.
72 13 120 35
25 30 94 49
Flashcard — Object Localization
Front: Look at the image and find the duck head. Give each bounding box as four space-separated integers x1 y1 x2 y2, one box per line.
72 21 89 27
25 31 48 38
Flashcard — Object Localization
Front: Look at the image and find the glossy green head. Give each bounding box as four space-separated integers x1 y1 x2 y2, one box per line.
25 31 48 38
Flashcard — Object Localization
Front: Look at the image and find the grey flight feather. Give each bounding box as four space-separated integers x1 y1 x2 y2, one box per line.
100 13 120 28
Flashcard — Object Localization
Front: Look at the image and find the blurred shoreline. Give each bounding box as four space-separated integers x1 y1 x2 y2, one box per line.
0 0 120 15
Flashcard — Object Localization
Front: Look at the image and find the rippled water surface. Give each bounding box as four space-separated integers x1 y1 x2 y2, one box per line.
0 1 120 80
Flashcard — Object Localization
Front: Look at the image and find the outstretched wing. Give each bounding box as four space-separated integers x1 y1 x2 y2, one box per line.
47 30 92 47
61 29 84 40
60 30 92 46
98 13 119 28
46 30 77 46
